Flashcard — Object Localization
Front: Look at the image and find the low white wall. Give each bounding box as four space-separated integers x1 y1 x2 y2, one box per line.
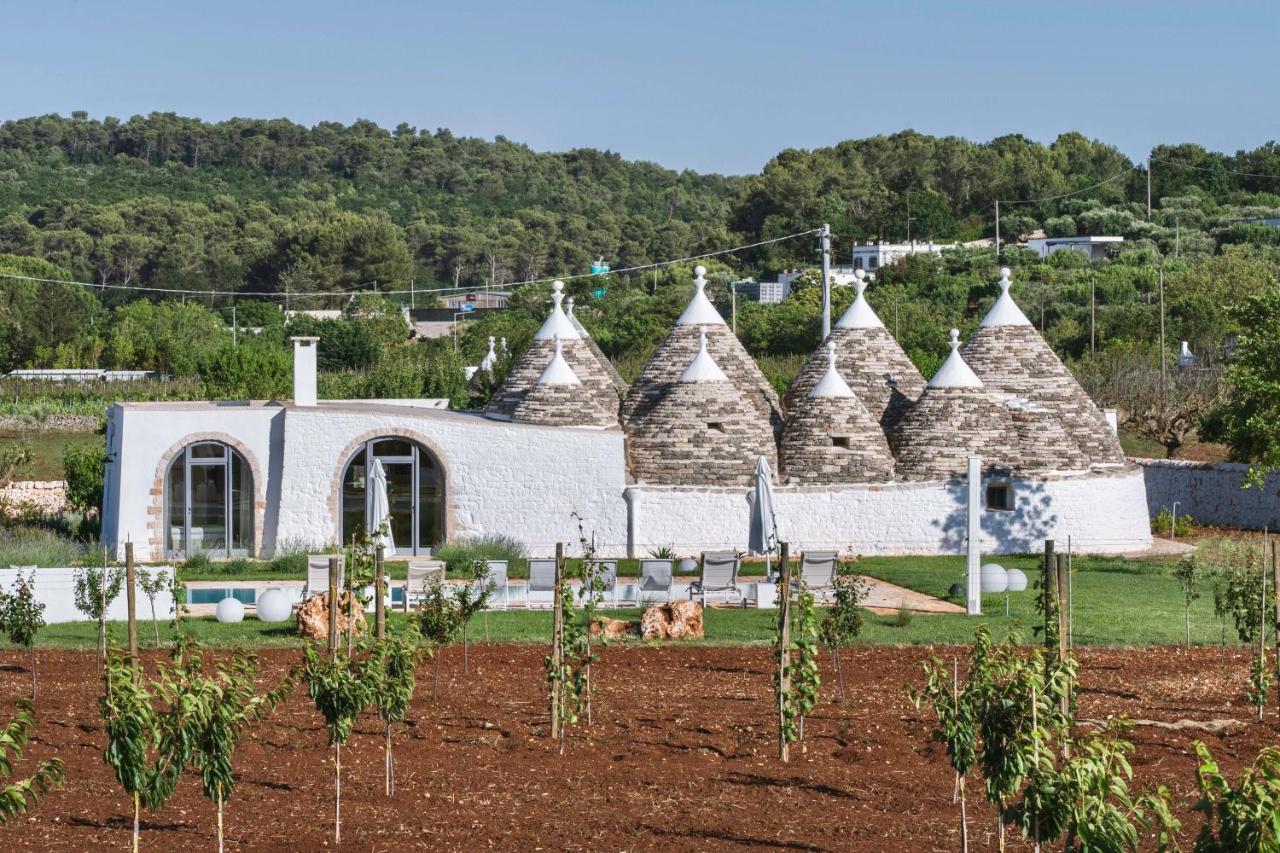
0 567 174 625
1136 458 1280 531
625 466 1152 557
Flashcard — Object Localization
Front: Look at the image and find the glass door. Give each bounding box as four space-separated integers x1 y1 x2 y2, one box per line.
381 460 416 556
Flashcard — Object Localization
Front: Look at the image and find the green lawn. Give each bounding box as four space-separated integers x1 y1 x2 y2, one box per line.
14 551 1239 650
176 557 768 582
0 429 99 480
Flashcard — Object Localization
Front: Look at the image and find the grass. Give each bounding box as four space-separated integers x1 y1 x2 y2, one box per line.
0 526 89 566
0 429 100 480
12 550 1245 649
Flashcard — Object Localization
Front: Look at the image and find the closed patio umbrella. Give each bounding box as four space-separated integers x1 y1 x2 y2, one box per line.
747 455 777 578
370 458 396 554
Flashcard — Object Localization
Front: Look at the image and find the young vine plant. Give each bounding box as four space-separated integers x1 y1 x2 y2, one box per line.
303 643 375 845
0 698 64 825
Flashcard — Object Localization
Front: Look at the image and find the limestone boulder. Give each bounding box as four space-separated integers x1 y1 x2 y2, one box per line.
590 616 640 640
640 600 704 640
295 591 368 642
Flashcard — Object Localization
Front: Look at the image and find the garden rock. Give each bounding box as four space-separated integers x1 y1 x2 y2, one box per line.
591 616 639 639
640 600 704 640
296 591 367 641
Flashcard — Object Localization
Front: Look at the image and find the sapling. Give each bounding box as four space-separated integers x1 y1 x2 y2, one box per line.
75 560 124 669
0 698 64 824
369 620 422 795
1192 740 1280 850
417 577 463 697
100 647 160 853
1173 555 1202 647
572 513 606 727
819 568 868 700
303 644 374 845
136 568 168 646
454 562 494 674
0 568 46 702
788 578 821 742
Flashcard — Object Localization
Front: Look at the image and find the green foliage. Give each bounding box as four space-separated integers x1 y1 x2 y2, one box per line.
912 626 992 783
416 577 464 647
435 534 527 575
0 442 33 484
63 441 105 514
0 568 45 649
370 621 422 728
99 649 160 802
1153 507 1194 538
1192 741 1280 851
197 335 292 399
1246 651 1272 718
0 526 86 567
302 645 374 748
73 563 123 622
775 575 822 746
820 570 868 647
0 698 64 824
1174 555 1203 646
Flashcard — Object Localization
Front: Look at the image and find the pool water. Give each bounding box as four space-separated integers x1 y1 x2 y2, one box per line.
188 587 257 605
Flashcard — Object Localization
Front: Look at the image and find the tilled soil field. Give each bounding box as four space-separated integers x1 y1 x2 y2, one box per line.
1 644 1277 851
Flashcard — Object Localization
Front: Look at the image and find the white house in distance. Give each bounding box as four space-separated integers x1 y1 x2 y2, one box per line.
1025 235 1123 261
101 270 1152 563
735 267 861 304
850 240 961 276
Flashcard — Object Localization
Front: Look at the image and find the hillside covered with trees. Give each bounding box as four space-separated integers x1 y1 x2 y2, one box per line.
2 113 1279 467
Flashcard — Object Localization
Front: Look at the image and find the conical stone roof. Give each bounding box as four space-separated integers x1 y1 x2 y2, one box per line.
627 328 778 486
781 342 895 484
511 335 616 428
621 266 783 436
485 281 620 422
567 297 627 393
960 268 1125 467
890 330 1087 480
784 270 925 432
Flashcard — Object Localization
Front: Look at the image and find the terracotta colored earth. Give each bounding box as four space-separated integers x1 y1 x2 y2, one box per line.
2 644 1277 851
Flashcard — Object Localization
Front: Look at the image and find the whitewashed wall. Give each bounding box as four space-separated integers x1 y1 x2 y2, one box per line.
272 403 630 557
1137 458 1280 531
0 567 174 625
625 466 1152 557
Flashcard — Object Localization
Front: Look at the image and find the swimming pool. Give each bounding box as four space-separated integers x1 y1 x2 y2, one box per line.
188 587 257 605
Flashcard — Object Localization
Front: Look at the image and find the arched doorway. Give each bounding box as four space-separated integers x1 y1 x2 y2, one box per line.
340 437 444 556
165 441 254 558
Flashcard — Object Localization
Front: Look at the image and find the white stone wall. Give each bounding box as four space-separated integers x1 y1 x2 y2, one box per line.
0 567 174 625
626 466 1152 557
1136 458 1280 530
271 403 630 557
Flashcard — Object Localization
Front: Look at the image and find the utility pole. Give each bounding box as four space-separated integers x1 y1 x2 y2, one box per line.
410 279 415 310
231 305 237 346
1152 157 1162 220
1089 276 1096 353
905 190 911 244
1158 265 1167 385
994 200 1001 262
819 223 832 340
731 283 737 335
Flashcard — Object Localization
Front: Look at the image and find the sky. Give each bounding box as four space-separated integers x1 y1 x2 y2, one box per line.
3 0 1277 175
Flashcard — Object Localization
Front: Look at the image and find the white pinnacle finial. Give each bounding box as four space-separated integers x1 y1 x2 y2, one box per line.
479 336 497 373
487 336 496 353
928 328 982 389
566 296 575 316
810 340 854 398
677 265 726 325
979 266 1031 327
537 332 581 386
535 279 580 340
679 325 728 382
835 267 883 329
500 337 508 354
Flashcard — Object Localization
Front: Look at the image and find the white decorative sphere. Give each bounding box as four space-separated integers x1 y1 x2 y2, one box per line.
1000 266 1012 278
980 563 1009 594
1006 568 1028 592
256 588 292 622
216 596 245 623
854 268 866 280
694 264 706 276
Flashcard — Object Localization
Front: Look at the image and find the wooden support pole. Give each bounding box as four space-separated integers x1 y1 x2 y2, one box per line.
1043 540 1056 658
125 542 138 669
550 542 565 741
778 541 792 763
1056 553 1069 661
374 546 385 641
327 556 340 661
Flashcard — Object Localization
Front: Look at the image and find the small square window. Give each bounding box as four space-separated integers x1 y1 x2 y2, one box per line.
868 257 879 269
707 422 726 433
986 481 1013 512
831 436 852 449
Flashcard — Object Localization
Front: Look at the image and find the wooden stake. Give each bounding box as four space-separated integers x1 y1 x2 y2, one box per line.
327 557 340 661
1043 540 1056 659
550 542 564 742
374 546 385 641
125 542 138 671
778 542 792 763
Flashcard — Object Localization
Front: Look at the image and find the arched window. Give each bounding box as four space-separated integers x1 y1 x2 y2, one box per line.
166 441 253 558
341 438 444 556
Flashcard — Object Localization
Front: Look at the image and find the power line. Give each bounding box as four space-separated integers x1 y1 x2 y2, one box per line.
0 228 821 300
1149 156 1280 182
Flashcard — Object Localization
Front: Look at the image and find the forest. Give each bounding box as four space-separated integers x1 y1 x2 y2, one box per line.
1 112 1279 469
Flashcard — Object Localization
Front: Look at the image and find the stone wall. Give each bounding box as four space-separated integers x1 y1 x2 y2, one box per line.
0 481 67 516
1136 458 1280 531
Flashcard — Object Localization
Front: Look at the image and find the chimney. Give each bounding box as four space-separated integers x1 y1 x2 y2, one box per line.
1103 409 1118 435
291 336 319 406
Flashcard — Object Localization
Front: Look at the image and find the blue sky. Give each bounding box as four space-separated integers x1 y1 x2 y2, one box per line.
4 0 1276 174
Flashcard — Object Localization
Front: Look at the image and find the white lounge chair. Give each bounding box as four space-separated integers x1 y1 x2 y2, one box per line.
477 559 509 610
689 551 741 606
798 551 840 594
305 555 343 598
586 560 618 608
637 559 673 604
404 559 446 612
527 558 557 608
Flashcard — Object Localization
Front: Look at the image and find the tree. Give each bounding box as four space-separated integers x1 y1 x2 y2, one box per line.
819 568 868 700
417 577 463 697
303 644 374 846
368 621 422 795
1201 282 1280 479
1174 555 1202 647
0 569 46 702
0 699 64 825
1192 741 1280 851
136 568 167 646
74 561 124 669
64 442 106 516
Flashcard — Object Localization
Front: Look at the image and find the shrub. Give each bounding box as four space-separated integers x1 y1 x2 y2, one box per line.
63 442 106 515
182 553 214 575
0 526 86 567
267 550 308 574
1152 507 1193 538
435 534 527 575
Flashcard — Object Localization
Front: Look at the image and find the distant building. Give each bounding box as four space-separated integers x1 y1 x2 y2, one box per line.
735 267 862 304
850 241 960 276
1024 236 1123 262
441 291 510 310
3 369 164 383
